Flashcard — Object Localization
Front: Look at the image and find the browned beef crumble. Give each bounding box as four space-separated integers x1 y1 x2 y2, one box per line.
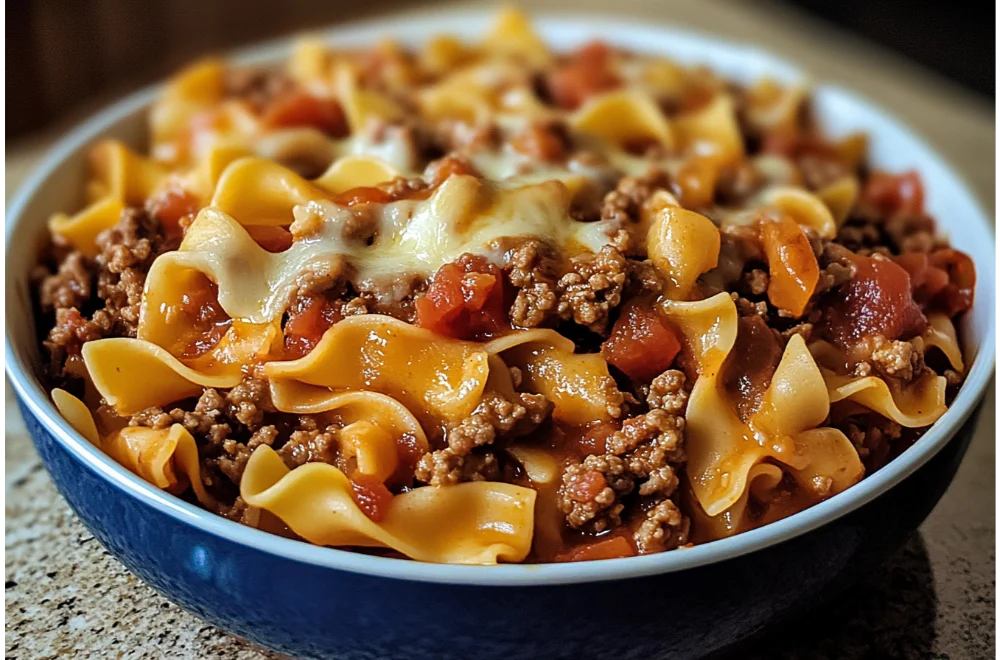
35 208 169 384
598 171 670 253
558 369 690 551
715 161 764 205
355 273 425 323
415 390 552 486
95 208 169 336
841 416 904 473
555 245 628 333
559 454 634 532
36 251 92 313
506 239 560 329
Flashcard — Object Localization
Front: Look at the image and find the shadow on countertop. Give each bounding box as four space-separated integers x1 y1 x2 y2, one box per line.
740 533 938 659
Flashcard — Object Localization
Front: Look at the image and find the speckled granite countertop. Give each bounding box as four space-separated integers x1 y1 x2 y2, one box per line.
5 1 996 658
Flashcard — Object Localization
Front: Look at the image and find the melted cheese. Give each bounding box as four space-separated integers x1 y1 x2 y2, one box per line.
294 174 613 283
148 175 616 324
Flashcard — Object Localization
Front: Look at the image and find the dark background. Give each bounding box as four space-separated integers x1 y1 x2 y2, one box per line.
5 0 995 138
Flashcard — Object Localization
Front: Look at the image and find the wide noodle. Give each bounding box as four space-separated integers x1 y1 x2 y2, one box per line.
35 7 974 564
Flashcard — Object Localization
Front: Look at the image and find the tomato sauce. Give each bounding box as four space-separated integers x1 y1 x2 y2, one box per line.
553 534 636 562
719 316 783 420
894 249 975 317
177 281 232 359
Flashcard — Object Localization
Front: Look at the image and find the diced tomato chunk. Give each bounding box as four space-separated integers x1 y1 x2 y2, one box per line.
424 155 479 188
146 185 200 238
261 91 347 137
894 252 949 299
862 170 925 217
897 249 977 317
928 249 976 316
824 253 927 346
350 474 394 523
511 124 567 162
556 535 637 562
546 41 620 110
283 295 343 359
601 303 682 382
565 420 619 459
245 225 293 253
760 215 820 317
415 254 509 340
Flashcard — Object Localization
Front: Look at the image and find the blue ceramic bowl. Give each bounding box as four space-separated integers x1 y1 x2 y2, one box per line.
6 11 996 660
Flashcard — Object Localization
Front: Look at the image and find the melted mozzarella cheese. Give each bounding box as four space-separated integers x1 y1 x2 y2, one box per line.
297 174 613 283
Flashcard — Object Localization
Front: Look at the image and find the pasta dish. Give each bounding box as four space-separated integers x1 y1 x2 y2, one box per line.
33 9 976 564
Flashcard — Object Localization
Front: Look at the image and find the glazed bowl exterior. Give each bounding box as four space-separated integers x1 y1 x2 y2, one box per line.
5 11 995 660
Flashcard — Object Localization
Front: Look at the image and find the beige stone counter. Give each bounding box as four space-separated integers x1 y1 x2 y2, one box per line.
5 1 995 658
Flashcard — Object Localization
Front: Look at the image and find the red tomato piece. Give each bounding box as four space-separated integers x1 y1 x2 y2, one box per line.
262 91 347 137
146 185 200 238
927 249 976 316
862 170 925 217
556 535 637 562
824 254 927 346
283 295 343 359
565 470 608 503
415 254 509 340
546 41 620 110
350 474 394 523
601 303 682 382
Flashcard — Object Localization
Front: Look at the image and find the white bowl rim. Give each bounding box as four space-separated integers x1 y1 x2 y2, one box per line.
5 8 996 587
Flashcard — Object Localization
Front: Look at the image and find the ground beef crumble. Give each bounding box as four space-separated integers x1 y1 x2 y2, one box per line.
415 391 552 486
94 208 171 336
558 369 690 551
506 239 560 328
559 454 634 531
36 251 92 313
556 245 628 333
842 416 903 472
34 208 169 383
599 171 670 231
